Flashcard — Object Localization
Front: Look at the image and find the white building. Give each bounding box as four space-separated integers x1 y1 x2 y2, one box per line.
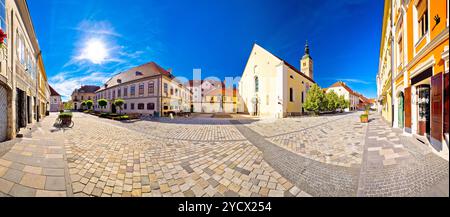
326 81 360 112
95 62 192 117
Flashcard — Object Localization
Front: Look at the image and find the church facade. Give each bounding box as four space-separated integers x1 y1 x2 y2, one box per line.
239 43 315 118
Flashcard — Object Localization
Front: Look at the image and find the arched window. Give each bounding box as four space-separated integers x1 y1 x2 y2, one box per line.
255 76 259 93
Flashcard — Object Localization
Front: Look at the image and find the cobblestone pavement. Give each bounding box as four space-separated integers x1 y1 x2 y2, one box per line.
268 113 366 168
0 112 448 197
106 117 246 141
232 121 360 197
357 115 449 197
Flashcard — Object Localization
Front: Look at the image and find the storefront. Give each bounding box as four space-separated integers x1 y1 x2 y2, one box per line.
408 65 445 152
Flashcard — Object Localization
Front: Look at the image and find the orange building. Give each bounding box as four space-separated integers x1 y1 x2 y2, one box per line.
387 0 448 158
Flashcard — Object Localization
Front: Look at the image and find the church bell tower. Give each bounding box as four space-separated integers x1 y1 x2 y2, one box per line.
301 41 314 80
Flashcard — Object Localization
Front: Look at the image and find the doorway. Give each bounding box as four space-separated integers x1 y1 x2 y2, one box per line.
398 92 404 128
16 88 26 132
416 84 431 138
111 102 117 114
0 85 7 141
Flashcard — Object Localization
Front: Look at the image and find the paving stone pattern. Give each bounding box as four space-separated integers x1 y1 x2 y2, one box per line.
0 112 448 197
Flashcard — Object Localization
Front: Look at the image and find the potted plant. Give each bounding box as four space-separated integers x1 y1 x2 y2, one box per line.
59 112 73 126
360 114 369 123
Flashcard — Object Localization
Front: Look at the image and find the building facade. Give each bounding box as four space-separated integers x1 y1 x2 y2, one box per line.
49 85 62 112
380 0 449 159
36 53 50 120
186 79 223 113
202 87 244 114
377 0 394 125
95 62 192 117
239 43 316 118
0 0 48 142
326 81 361 111
70 85 100 110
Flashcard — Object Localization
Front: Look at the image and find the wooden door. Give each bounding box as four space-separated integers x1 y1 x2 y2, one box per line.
431 73 443 143
404 87 412 131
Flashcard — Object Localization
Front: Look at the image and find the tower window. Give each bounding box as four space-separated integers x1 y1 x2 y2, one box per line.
255 76 259 93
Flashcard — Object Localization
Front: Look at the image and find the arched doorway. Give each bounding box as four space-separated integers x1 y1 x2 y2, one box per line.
398 92 404 128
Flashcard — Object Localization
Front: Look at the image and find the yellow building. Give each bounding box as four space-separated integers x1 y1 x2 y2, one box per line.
377 0 394 125
203 88 244 114
0 0 48 141
239 43 316 118
385 0 449 158
37 54 50 120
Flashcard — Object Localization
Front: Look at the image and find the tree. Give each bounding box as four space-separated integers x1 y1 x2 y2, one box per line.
337 95 350 112
325 90 340 112
64 101 73 110
81 101 86 110
85 100 93 110
114 99 125 114
303 84 326 115
98 99 108 109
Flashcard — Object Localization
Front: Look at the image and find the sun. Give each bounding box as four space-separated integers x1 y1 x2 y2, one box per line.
79 38 108 64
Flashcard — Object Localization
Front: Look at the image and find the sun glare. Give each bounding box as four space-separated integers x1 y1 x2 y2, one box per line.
79 38 109 64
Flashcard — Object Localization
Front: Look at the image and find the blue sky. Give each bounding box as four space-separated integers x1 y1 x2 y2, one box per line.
28 0 383 101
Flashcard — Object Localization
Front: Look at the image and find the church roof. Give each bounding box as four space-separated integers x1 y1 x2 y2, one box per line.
253 43 315 84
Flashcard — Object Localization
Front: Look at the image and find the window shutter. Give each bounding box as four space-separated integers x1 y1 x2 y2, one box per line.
416 0 427 18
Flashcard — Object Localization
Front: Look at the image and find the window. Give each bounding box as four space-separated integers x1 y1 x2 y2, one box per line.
139 83 145 95
301 92 304 103
147 103 155 110
255 76 259 93
148 82 154 95
398 36 403 67
163 106 169 110
164 83 168 94
138 103 144 110
17 36 25 65
124 103 127 110
118 88 121 97
81 96 84 100
266 95 269 106
130 85 136 96
290 88 294 102
416 0 428 40
123 87 128 97
112 90 115 99
131 103 135 110
170 87 174 95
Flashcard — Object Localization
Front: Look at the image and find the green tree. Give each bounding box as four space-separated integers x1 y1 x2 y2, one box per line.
325 90 340 112
113 99 125 114
303 84 326 115
64 101 73 110
85 100 94 110
98 99 108 109
81 101 86 110
337 95 350 112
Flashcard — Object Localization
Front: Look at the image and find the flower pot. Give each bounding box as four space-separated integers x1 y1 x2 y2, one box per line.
360 116 368 123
